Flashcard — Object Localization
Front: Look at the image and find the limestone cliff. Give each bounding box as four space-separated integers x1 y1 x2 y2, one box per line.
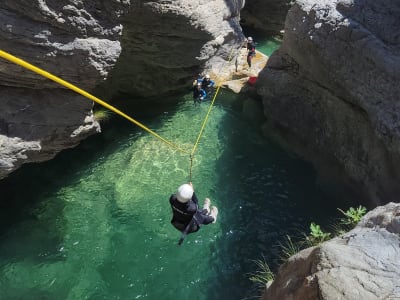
263 202 400 299
0 0 244 179
256 0 400 204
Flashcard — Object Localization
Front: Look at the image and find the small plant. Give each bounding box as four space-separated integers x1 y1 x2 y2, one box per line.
93 109 112 122
306 222 331 246
337 206 367 226
278 235 301 262
248 257 275 286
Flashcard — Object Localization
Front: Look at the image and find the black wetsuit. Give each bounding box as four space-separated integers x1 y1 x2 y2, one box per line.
247 41 256 67
169 192 214 233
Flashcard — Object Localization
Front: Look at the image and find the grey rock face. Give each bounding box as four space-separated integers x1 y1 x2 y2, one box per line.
263 202 400 300
241 0 291 33
256 0 400 204
100 0 245 98
0 0 126 178
0 0 244 179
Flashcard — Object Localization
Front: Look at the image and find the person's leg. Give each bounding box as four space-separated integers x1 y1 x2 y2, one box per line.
202 198 211 214
247 55 252 67
209 206 218 223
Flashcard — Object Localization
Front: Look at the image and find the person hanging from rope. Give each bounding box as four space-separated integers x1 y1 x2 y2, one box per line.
169 182 218 245
193 82 207 105
246 36 256 69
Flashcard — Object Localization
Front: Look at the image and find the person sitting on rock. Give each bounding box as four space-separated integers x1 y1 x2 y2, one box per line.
169 182 218 245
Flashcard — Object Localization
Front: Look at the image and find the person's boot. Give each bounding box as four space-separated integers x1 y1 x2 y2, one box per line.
203 198 211 214
210 206 218 223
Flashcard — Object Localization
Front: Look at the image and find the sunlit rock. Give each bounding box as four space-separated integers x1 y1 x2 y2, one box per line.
263 202 400 299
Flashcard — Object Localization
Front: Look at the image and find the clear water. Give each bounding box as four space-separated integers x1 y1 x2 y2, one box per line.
0 90 356 300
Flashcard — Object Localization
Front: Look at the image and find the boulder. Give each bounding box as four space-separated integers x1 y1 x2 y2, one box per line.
263 202 400 299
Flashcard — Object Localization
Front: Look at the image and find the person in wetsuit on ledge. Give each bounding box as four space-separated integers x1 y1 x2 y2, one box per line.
169 182 218 245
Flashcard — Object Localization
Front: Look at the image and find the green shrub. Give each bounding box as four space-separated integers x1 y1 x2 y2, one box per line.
337 206 367 226
278 235 301 262
306 222 331 246
248 257 275 286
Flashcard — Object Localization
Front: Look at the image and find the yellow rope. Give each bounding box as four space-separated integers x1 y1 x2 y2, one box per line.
1 45 242 181
0 49 190 155
190 46 238 157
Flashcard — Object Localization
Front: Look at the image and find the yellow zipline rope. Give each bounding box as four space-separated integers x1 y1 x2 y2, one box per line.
0 50 190 155
0 45 242 181
190 46 237 157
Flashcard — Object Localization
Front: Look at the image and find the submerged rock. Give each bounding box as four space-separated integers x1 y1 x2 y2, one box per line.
256 0 400 204
263 202 400 299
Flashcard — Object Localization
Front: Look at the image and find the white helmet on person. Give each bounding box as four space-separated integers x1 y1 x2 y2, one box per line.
247 36 253 42
205 74 210 79
176 184 194 203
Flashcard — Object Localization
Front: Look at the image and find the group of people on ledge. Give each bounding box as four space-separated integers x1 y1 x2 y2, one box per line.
191 36 256 104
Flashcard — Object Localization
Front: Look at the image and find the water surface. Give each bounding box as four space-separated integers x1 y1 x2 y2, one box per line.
0 90 357 300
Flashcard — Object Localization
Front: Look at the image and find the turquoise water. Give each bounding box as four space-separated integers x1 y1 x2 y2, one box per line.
0 91 356 299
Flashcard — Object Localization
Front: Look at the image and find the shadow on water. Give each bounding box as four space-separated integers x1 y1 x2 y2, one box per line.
202 93 359 299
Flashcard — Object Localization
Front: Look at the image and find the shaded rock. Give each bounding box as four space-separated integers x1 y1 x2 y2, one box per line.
256 0 400 204
263 202 400 300
241 0 292 33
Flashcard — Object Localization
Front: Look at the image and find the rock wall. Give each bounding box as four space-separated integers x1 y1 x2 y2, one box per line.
263 202 400 299
256 0 400 204
241 0 291 33
0 0 244 179
98 0 244 98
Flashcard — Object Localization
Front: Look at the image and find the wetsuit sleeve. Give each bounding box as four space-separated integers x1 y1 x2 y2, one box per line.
201 89 207 98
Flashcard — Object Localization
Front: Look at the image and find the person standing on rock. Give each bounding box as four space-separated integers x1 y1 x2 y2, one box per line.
246 37 256 69
169 182 218 245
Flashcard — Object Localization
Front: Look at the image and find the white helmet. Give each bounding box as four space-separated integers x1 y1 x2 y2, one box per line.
205 74 210 79
176 184 194 203
247 37 253 42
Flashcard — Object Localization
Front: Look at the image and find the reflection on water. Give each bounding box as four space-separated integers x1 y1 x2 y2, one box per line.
0 91 356 299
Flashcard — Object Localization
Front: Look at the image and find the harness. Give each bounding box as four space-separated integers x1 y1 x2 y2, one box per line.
171 201 199 246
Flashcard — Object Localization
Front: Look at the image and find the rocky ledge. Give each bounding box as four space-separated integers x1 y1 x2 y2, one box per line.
263 202 400 299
